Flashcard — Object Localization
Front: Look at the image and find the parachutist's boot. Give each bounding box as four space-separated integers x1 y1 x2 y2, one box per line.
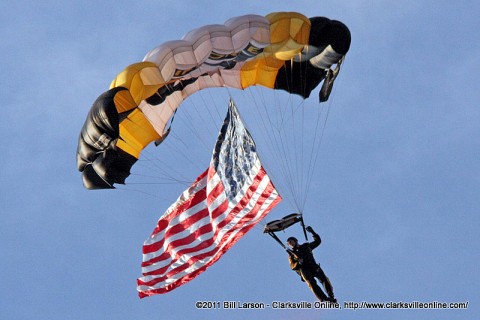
328 294 337 304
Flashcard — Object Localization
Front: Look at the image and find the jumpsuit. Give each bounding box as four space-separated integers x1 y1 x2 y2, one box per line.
288 230 335 302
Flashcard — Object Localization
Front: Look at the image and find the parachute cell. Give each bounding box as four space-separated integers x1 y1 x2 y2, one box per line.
77 12 351 189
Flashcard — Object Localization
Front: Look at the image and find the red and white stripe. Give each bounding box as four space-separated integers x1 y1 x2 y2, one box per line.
137 159 281 298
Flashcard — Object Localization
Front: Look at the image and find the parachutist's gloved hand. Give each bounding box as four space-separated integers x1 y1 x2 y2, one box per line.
306 226 314 233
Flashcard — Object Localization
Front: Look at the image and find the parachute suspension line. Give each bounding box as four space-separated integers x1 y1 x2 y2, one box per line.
271 59 310 213
115 181 186 203
201 86 227 121
262 93 302 211
147 87 229 180
291 60 316 213
301 92 335 210
287 58 302 212
106 121 195 201
281 58 299 207
261 88 302 212
292 51 319 213
122 116 195 184
297 51 312 213
297 54 309 213
300 56 348 208
114 94 213 193
239 83 300 213
166 95 215 156
271 57 311 213
298 97 306 212
182 89 224 144
123 94 200 184
290 52 336 213
222 87 298 225
278 102 304 211
140 98 209 183
123 87 235 199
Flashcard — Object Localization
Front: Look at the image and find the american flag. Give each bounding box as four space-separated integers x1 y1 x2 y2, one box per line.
137 99 281 298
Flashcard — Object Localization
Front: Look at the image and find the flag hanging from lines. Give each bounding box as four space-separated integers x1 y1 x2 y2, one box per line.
137 99 282 298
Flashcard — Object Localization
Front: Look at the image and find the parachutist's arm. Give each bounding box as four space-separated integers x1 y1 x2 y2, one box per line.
287 250 301 270
307 227 321 249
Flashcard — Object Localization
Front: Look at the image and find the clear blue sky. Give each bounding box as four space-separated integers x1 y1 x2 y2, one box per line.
1 1 479 319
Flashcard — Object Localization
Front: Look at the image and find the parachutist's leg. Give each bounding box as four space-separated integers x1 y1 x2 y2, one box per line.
315 266 336 302
324 276 336 303
302 272 329 302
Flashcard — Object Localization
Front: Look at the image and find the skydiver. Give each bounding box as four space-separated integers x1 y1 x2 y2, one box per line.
287 226 336 303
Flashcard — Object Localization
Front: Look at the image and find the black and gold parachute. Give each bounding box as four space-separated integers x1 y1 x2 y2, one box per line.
77 12 351 189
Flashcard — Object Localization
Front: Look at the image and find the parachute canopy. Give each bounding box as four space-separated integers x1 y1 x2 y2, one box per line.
77 12 351 190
